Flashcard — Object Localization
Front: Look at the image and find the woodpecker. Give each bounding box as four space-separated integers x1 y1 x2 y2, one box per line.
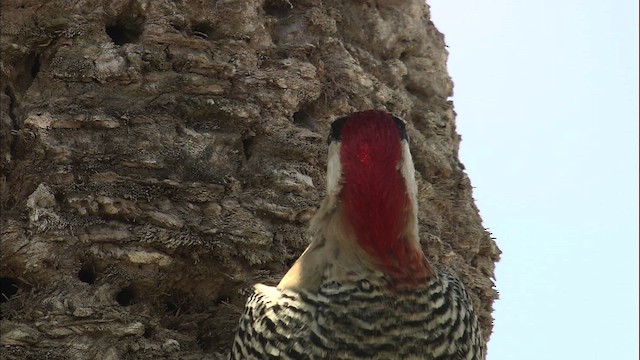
229 110 485 360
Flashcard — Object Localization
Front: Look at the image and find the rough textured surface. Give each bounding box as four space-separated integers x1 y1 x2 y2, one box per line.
0 0 500 358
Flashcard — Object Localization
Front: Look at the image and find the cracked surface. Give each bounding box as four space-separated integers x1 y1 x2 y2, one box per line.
1 0 500 358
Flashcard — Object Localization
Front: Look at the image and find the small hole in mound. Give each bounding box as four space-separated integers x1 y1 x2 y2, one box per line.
263 0 292 18
191 22 214 39
53 190 65 203
196 331 216 352
116 286 135 306
293 105 318 132
214 295 230 305
242 137 255 160
106 21 142 45
0 277 19 303
106 6 145 46
292 109 309 124
30 56 40 79
143 326 155 338
165 300 179 316
78 267 96 284
292 109 317 131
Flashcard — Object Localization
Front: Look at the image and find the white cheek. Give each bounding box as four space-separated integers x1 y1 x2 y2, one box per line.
400 142 418 198
326 143 342 195
400 141 421 243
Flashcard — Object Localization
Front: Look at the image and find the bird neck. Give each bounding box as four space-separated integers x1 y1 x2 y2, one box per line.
339 147 433 284
339 182 432 283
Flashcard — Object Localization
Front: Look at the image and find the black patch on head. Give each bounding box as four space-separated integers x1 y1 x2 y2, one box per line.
327 115 348 144
327 111 408 144
392 116 408 141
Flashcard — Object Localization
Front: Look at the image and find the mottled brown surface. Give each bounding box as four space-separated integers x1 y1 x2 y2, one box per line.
0 0 500 358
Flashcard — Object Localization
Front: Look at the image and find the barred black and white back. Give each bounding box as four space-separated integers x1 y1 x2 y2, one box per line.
229 271 485 360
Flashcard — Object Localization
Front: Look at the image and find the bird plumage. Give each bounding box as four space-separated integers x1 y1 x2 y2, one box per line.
229 110 485 359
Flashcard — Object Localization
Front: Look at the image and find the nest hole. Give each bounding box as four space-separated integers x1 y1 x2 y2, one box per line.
263 0 292 18
116 286 135 306
191 22 215 39
196 331 218 352
242 136 255 160
30 56 40 79
292 108 317 131
106 21 143 45
143 326 155 338
78 266 96 284
214 294 231 305
164 299 179 316
106 2 145 45
0 277 19 303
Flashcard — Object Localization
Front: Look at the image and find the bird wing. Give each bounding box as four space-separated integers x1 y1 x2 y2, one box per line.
229 284 316 360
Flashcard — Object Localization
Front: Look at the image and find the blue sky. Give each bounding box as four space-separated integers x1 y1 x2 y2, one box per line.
427 1 639 359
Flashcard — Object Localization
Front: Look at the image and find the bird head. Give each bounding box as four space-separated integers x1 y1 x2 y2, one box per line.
324 110 433 282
